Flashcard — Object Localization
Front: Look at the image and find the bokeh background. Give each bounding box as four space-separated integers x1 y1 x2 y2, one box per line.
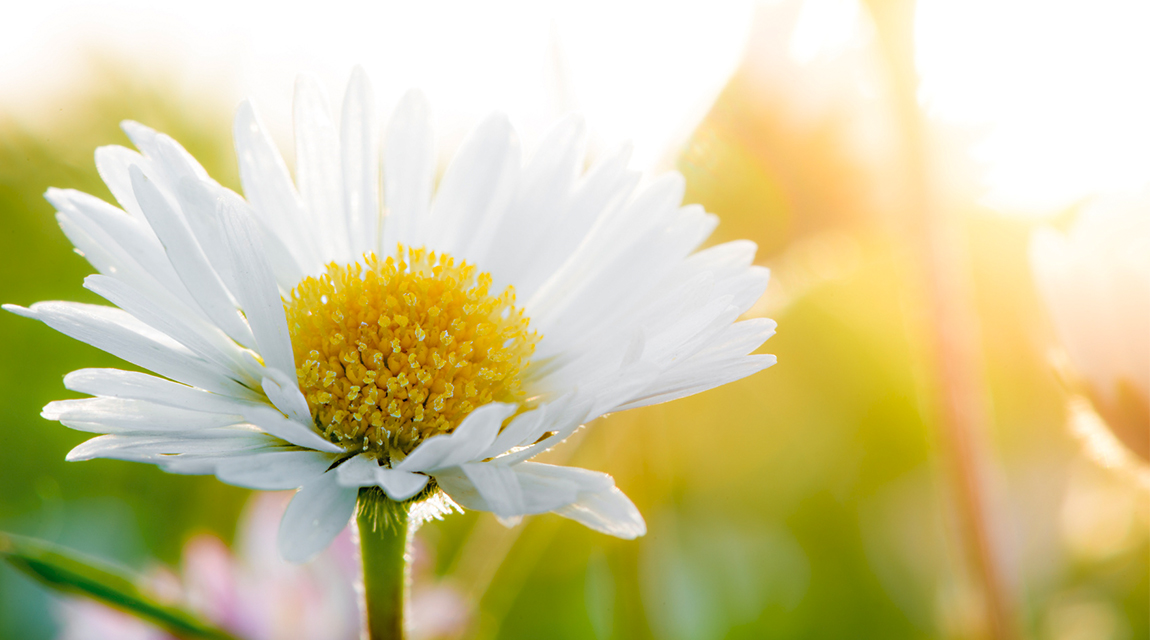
1 1 1147 639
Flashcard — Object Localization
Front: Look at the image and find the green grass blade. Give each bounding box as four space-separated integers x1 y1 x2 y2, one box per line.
0 532 241 640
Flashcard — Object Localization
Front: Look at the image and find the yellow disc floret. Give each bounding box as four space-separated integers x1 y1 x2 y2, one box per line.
284 246 538 458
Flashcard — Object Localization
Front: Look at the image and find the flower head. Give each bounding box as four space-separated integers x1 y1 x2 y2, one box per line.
7 68 776 562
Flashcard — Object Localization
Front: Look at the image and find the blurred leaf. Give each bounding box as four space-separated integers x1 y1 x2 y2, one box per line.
0 532 238 640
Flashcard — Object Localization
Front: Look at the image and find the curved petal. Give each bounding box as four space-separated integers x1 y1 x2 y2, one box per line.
376 468 428 501
335 455 430 501
278 471 357 564
215 450 334 490
433 461 645 539
394 402 518 472
334 454 377 486
554 486 646 539
260 369 312 426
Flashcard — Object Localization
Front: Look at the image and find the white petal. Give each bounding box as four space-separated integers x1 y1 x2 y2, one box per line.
261 369 312 426
121 120 211 182
554 486 646 539
93 145 149 221
233 100 321 272
130 166 256 349
48 194 203 324
434 461 638 538
615 318 777 411
460 462 523 517
43 397 240 434
216 197 297 377
83 274 257 384
420 114 519 258
480 404 548 460
334 454 378 486
46 188 193 309
293 75 346 261
394 402 518 472
617 354 777 411
376 468 428 501
5 302 244 396
481 115 585 284
335 456 429 500
486 393 593 465
241 406 342 453
64 368 260 410
341 66 380 257
512 144 639 300
215 450 333 490
53 211 122 277
66 429 275 462
380 89 434 253
171 176 246 300
278 472 357 564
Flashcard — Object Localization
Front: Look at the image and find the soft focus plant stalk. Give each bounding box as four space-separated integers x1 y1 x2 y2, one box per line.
867 0 1018 638
357 489 414 640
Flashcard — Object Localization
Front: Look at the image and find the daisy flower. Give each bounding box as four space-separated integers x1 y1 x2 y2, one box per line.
6 68 775 567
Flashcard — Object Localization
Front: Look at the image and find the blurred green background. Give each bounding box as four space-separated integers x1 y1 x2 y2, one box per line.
1 5 1147 640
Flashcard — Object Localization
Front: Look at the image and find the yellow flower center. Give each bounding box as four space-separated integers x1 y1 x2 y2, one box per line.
284 246 538 458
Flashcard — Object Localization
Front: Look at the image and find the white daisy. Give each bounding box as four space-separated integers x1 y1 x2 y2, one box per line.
6 68 776 563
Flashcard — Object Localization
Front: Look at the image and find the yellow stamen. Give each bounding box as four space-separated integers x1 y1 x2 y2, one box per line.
285 246 538 457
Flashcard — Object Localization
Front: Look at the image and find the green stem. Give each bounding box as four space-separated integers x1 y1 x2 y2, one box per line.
357 488 411 640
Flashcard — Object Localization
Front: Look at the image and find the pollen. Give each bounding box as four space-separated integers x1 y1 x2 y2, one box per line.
285 246 538 458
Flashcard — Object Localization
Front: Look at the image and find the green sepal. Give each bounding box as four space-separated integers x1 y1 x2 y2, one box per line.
0 532 240 640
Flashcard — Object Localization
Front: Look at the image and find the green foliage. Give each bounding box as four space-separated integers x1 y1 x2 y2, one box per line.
0 533 238 640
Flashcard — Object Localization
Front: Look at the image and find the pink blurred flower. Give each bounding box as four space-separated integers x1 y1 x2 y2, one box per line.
55 492 469 640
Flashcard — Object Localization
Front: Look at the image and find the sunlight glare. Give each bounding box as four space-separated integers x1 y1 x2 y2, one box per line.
915 0 1150 215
